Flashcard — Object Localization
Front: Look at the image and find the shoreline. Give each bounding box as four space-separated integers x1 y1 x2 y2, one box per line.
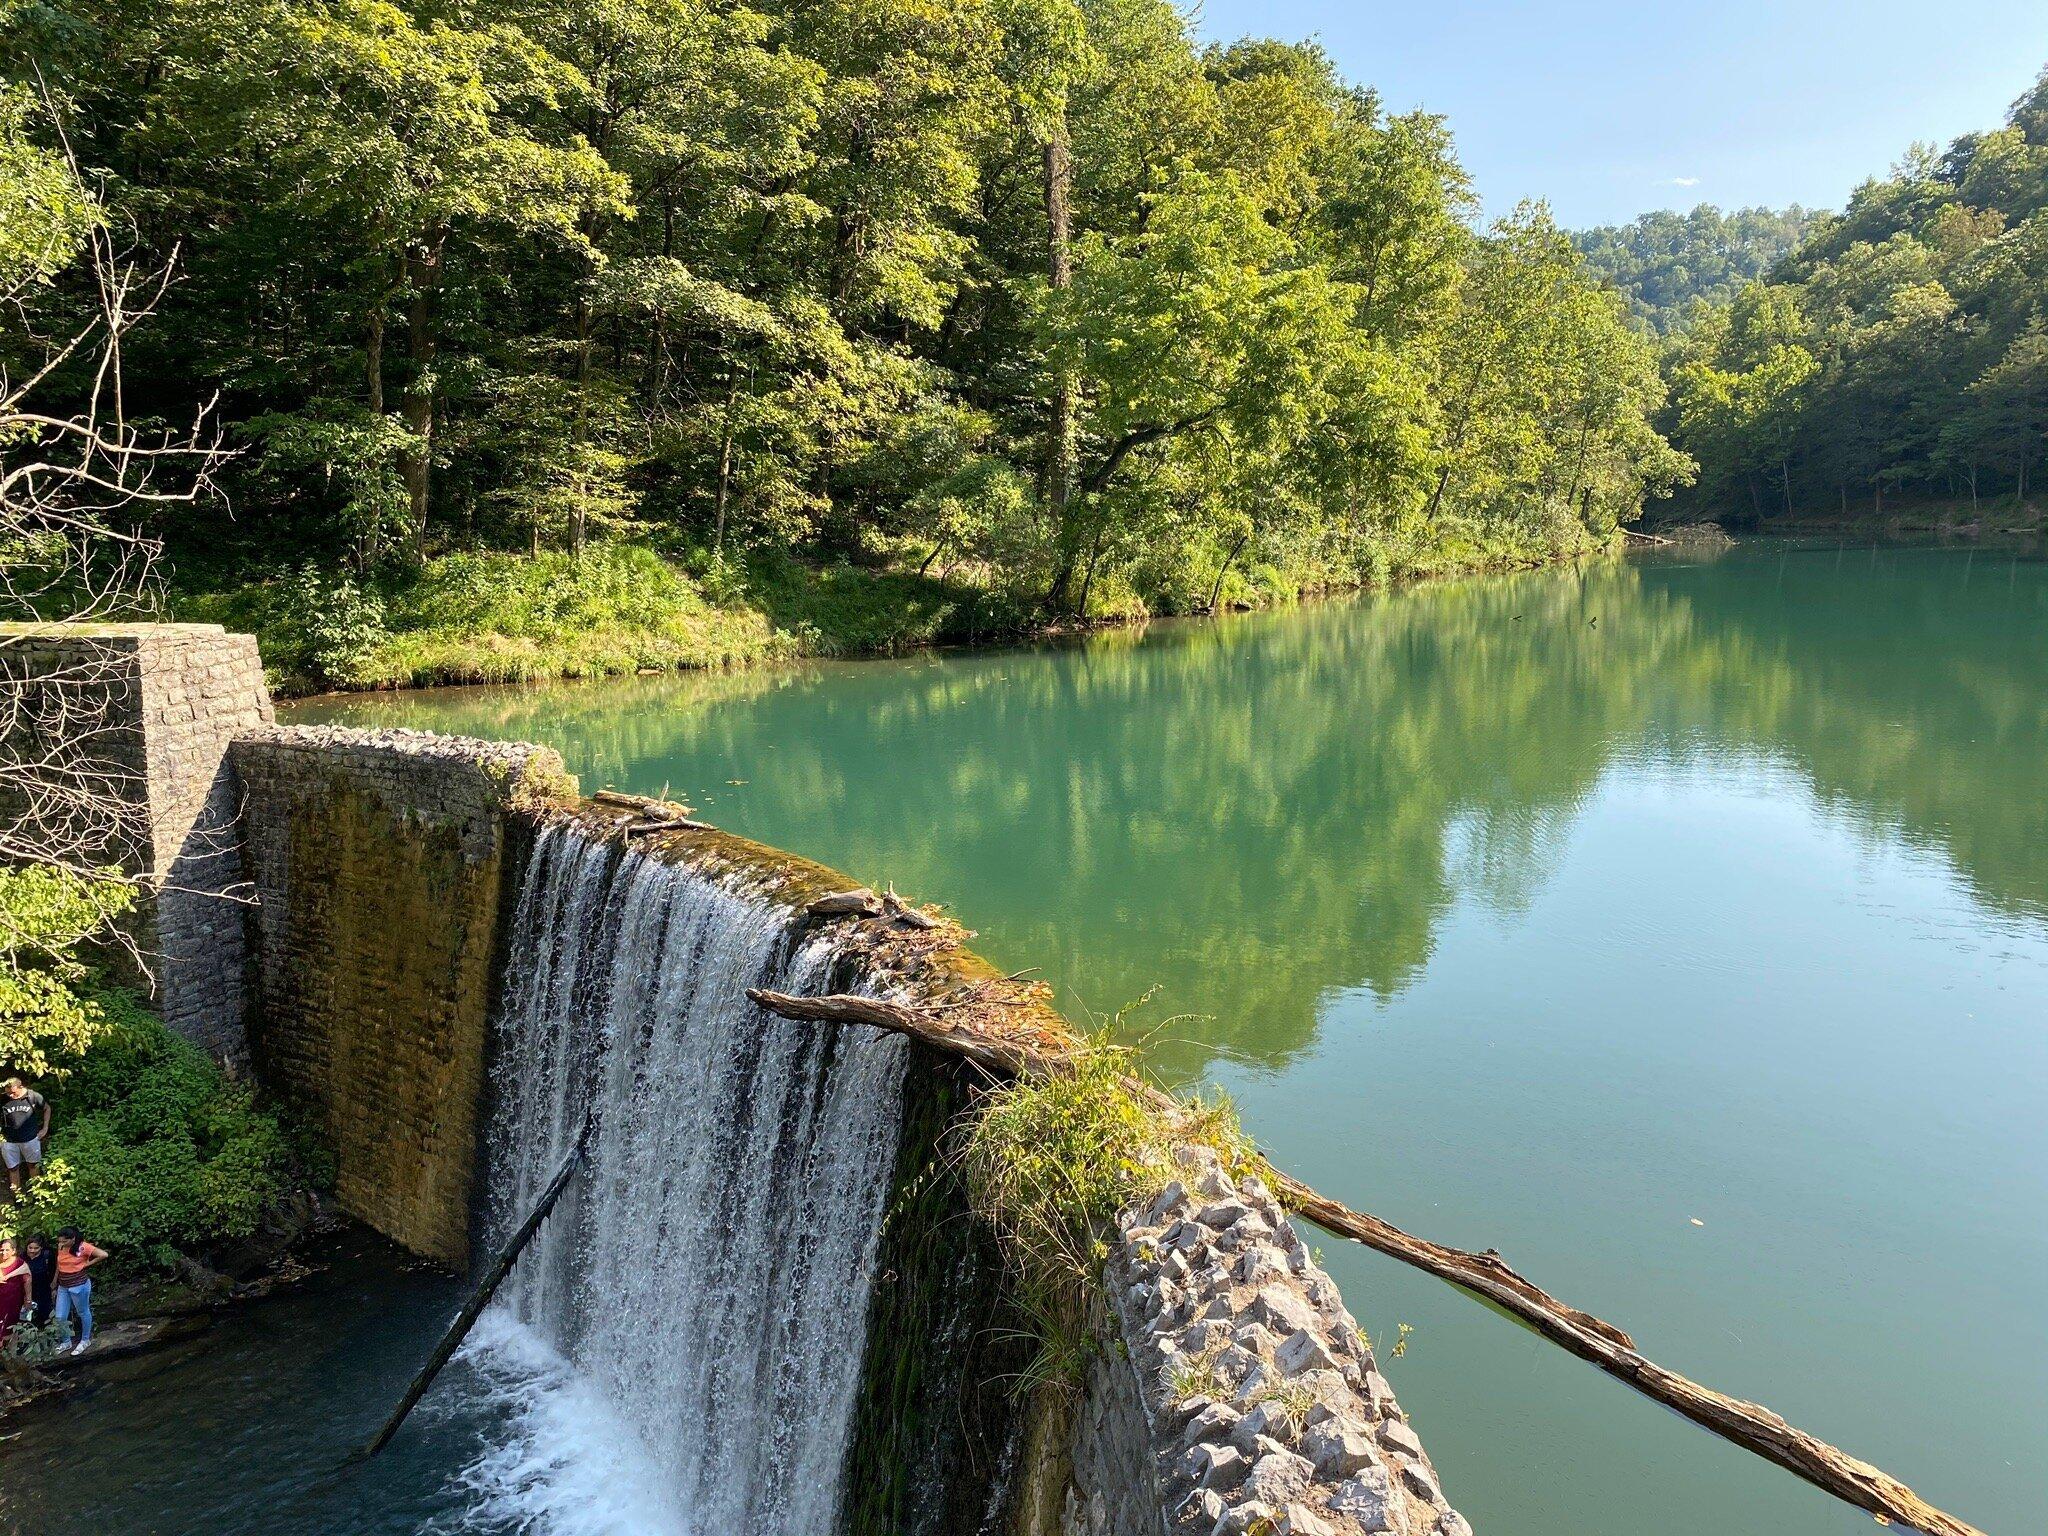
264 539 1620 705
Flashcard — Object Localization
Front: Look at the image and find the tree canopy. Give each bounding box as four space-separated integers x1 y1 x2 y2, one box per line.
1572 205 1817 335
5 0 1689 625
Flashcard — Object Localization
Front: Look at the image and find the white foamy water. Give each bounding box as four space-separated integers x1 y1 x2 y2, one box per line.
465 826 908 1534
453 1312 688 1536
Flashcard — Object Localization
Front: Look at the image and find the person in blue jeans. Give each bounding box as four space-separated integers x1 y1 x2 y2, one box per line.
53 1227 107 1356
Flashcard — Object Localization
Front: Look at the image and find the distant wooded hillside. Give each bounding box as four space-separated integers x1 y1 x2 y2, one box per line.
1659 66 2048 522
1573 206 1819 334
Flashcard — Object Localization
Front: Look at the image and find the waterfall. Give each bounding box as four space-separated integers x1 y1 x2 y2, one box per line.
475 824 908 1534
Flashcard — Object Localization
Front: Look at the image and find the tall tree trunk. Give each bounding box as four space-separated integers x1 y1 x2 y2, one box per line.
1076 513 1108 619
1206 527 1250 613
712 367 747 562
367 310 385 417
1041 120 1080 613
401 230 446 561
572 289 591 554
361 301 388 573
1781 462 1793 518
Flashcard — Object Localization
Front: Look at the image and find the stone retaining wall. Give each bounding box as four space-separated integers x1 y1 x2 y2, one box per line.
230 725 575 1265
0 624 271 1060
1066 1145 1469 1536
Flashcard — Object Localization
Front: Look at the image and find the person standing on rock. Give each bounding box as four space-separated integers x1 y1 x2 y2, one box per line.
52 1228 106 1356
2 1078 51 1196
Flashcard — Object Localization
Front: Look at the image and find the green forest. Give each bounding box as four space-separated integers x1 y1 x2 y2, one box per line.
7 2 2046 690
4 0 1689 687
1572 205 1816 334
1657 69 2048 523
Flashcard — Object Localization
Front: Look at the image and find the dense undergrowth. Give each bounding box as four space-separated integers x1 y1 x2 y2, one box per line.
7 992 297 1268
175 516 1615 697
0 868 299 1278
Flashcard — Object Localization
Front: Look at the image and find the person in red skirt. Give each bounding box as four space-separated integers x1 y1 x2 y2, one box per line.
0 1237 29 1344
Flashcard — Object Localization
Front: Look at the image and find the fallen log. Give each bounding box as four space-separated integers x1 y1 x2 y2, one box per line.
745 985 1986 1536
361 1122 590 1460
622 815 715 835
807 888 885 920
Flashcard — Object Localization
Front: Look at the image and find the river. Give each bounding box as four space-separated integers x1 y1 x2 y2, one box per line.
6 540 2042 1534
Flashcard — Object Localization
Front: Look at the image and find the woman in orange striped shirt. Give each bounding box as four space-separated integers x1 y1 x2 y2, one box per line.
53 1228 107 1356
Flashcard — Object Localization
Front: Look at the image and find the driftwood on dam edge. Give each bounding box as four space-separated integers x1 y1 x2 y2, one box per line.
745 986 1987 1536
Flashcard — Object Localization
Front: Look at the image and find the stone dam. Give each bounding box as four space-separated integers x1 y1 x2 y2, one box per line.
14 624 1469 1536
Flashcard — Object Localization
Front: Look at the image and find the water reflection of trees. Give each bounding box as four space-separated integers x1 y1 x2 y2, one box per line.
294 548 2048 1078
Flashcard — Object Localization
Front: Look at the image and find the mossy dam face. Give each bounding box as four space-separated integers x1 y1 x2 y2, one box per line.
13 625 1466 1536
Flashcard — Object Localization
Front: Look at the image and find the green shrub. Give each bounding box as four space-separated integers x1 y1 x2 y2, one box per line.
2 1316 71 1365
961 1034 1248 1291
7 991 294 1264
745 554 1023 655
0 866 134 1076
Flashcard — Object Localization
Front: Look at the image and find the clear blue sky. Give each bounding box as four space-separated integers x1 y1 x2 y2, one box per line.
1189 0 2048 228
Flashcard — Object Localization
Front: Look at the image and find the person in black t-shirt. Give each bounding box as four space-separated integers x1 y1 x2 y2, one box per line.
2 1077 50 1196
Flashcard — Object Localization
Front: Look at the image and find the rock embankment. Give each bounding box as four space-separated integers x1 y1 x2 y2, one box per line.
1104 1146 1469 1536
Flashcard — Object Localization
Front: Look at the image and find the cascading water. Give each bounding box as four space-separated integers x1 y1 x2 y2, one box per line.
467 824 908 1534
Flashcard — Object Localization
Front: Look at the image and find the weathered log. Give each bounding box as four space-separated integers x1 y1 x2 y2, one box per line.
744 986 1986 1536
807 888 884 919
748 989 1032 1078
882 885 942 929
361 1124 590 1460
623 815 714 835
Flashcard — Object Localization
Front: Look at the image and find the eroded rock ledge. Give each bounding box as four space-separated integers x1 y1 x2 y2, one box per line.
1079 1144 1469 1536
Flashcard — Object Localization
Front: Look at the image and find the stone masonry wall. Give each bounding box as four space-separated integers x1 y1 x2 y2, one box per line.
135 628 274 1058
0 624 271 1061
1065 1144 1470 1536
231 725 575 1265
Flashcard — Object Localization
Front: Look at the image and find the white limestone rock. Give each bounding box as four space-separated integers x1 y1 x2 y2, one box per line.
1198 1199 1256 1230
1250 1284 1321 1335
1377 1419 1424 1459
1302 1419 1379 1478
1181 1441 1249 1491
1275 1505 1338 1536
1145 1179 1191 1227
1328 1465 1399 1531
1243 1448 1316 1505
1398 1461 1443 1507
1182 1400 1244 1448
1275 1328 1342 1377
